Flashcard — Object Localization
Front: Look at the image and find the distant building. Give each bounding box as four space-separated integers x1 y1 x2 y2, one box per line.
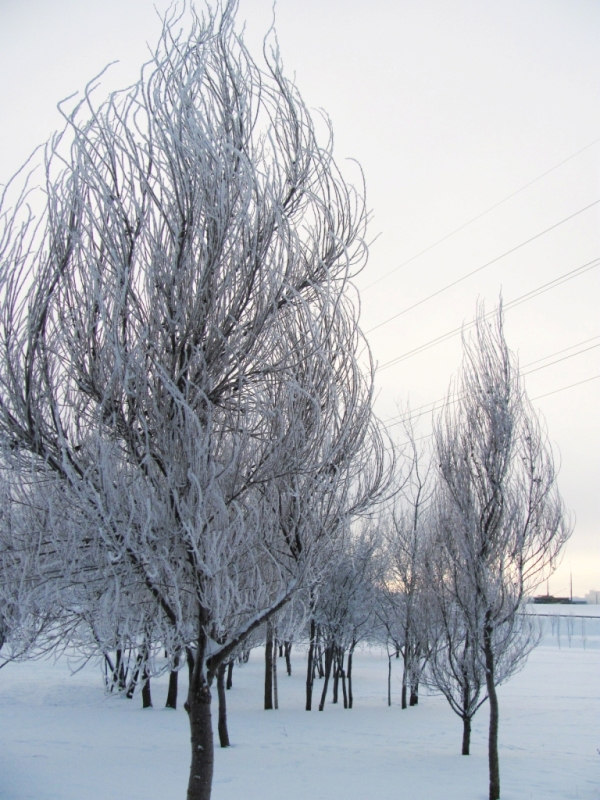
584 589 600 604
532 594 587 605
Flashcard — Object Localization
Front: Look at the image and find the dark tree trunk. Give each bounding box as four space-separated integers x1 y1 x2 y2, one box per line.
332 647 340 704
462 716 472 755
316 627 325 678
272 635 279 710
284 641 292 676
484 622 500 800
347 645 354 709
306 620 316 710
264 621 274 710
141 665 153 708
185 629 214 800
125 651 143 699
104 653 115 690
340 662 348 709
409 678 419 706
278 643 283 657
185 684 214 800
111 648 128 692
388 653 393 707
318 645 334 711
166 651 180 709
217 663 230 747
401 651 408 709
226 660 234 690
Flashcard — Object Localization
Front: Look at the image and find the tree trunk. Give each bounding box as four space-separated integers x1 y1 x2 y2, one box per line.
332 647 340 704
185 630 214 800
484 622 500 800
409 678 419 706
306 620 316 710
401 651 408 709
125 651 143 699
316 627 325 678
284 641 292 676
462 716 471 756
264 621 274 710
166 651 180 709
273 635 279 710
340 662 348 709
217 663 230 748
318 645 334 711
141 666 152 708
226 660 234 690
347 645 354 709
388 653 393 707
185 683 214 800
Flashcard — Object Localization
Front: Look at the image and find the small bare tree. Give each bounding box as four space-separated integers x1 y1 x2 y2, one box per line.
433 301 570 800
377 422 431 708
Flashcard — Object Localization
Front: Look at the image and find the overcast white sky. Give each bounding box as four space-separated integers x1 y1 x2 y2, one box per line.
0 0 598 595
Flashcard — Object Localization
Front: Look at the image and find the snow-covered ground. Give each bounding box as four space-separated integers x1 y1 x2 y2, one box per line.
1 607 598 800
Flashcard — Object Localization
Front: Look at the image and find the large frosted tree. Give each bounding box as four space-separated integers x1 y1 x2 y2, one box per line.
0 4 387 798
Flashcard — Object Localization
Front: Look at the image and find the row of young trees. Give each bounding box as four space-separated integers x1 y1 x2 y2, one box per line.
293 296 570 800
0 5 569 800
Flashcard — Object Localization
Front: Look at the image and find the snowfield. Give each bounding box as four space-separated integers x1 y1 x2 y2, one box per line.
1 608 598 800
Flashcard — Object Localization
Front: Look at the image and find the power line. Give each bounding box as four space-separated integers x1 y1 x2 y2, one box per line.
531 373 600 401
522 343 600 376
366 199 600 335
519 334 600 369
362 136 600 293
376 256 600 372
383 339 600 430
382 372 600 435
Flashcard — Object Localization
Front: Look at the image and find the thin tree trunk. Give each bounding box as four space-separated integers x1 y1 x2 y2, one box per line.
226 660 234 690
401 651 408 709
284 641 292 676
306 620 316 711
141 666 152 708
273 635 279 710
125 651 143 699
388 653 393 707
264 621 274 710
484 622 500 800
217 663 230 748
316 627 325 678
347 645 354 709
340 658 348 709
462 716 471 755
409 678 419 706
332 646 340 704
166 651 180 709
104 653 115 690
318 645 334 711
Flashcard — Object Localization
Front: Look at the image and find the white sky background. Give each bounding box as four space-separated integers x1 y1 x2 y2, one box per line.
0 0 598 595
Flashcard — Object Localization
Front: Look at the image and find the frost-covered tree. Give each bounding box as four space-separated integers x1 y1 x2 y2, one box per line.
433 302 570 800
376 424 431 708
422 509 540 755
307 524 380 711
0 5 387 798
